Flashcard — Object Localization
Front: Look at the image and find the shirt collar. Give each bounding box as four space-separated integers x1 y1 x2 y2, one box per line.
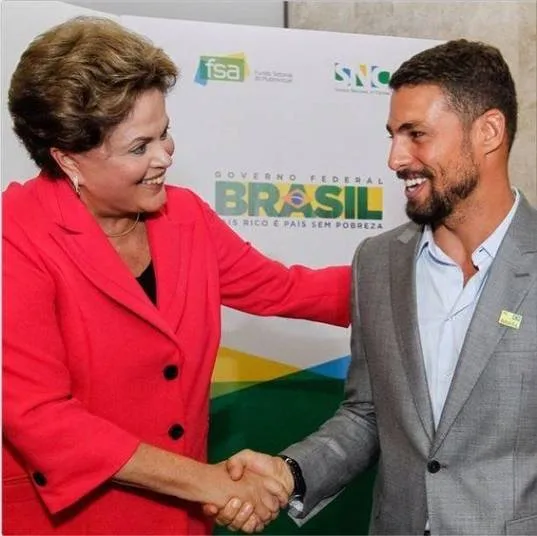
479 188 520 258
416 188 520 262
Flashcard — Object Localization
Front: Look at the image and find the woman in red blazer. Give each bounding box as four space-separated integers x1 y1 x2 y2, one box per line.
3 17 351 535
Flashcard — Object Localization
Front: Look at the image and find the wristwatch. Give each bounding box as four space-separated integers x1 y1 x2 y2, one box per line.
277 455 306 501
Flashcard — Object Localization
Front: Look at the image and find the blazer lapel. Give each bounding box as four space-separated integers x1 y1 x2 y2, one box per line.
43 177 180 341
432 198 537 453
146 209 193 333
390 224 435 443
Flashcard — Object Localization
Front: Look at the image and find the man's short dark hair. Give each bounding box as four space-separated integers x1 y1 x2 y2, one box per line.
389 39 518 152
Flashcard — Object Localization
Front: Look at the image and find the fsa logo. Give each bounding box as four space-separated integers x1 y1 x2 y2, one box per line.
195 53 249 85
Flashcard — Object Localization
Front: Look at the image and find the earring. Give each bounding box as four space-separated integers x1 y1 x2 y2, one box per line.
71 175 80 196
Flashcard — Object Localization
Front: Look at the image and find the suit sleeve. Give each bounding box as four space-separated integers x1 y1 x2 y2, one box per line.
200 199 351 327
2 222 140 514
281 239 380 519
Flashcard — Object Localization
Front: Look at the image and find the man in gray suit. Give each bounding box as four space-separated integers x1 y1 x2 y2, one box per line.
207 39 537 535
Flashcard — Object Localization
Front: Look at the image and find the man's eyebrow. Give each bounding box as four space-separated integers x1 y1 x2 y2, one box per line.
386 121 422 135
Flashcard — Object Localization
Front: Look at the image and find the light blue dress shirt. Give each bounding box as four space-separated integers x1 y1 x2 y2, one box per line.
416 190 520 428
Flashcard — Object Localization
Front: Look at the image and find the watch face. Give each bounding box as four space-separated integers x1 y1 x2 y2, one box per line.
289 493 304 505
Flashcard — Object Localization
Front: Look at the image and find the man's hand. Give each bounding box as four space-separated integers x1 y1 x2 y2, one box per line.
203 450 294 533
226 449 294 493
208 461 288 524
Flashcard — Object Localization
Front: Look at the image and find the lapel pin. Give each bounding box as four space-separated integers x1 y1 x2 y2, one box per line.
498 310 522 330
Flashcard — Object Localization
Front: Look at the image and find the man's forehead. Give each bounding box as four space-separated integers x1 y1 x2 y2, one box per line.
388 86 453 124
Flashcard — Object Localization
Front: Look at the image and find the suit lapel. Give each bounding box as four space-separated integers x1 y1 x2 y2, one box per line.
432 198 537 453
42 177 184 342
390 225 435 443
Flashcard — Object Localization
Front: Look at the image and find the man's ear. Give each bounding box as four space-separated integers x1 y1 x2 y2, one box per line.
475 109 507 155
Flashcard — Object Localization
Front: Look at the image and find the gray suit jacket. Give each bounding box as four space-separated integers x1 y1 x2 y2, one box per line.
284 195 537 535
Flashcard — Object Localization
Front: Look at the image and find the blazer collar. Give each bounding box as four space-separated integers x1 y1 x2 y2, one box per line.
390 196 537 449
38 174 193 341
432 194 537 452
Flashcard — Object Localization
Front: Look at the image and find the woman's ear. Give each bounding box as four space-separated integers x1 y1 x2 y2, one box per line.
50 148 82 194
50 147 79 176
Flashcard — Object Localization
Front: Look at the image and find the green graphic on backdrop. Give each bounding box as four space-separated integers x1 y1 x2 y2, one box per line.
209 369 376 535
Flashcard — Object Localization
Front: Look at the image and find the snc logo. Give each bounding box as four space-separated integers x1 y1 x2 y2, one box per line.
195 53 249 85
334 62 391 92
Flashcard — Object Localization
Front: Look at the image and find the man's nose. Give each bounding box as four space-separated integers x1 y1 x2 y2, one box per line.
387 137 412 172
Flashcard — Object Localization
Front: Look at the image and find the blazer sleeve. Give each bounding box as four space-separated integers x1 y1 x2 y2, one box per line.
200 198 351 327
281 238 380 520
2 221 140 514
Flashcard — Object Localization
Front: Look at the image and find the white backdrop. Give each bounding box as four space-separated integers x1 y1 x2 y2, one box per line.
2 2 441 372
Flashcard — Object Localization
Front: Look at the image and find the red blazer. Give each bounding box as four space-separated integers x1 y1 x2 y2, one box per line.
2 173 350 535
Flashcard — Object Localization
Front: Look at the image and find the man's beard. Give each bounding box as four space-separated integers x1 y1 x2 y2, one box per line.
402 162 479 226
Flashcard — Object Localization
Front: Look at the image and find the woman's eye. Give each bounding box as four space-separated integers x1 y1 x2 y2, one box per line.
131 144 147 155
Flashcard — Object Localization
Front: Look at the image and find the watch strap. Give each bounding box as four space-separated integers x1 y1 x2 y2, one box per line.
277 454 306 500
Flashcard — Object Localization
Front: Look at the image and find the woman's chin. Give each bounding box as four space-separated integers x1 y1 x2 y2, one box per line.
139 187 167 213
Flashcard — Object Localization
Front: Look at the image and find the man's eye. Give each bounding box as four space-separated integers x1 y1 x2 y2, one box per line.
160 128 169 140
411 131 425 139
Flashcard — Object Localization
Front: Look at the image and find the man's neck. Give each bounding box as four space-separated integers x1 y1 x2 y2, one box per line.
432 183 515 279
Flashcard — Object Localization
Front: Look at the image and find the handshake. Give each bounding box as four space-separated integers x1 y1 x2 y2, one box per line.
202 449 295 533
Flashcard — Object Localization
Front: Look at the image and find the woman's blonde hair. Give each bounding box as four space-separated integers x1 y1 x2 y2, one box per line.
8 16 178 177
